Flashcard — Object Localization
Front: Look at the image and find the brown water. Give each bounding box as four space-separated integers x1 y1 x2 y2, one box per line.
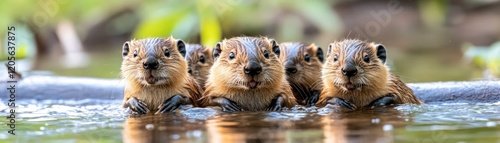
1 100 500 143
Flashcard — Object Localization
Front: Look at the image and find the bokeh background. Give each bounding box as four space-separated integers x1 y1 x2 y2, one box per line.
1 0 499 82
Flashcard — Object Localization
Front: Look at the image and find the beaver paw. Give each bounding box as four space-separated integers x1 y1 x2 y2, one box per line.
367 95 396 107
212 97 241 112
267 95 285 111
305 90 320 106
327 97 357 110
124 97 149 114
156 95 187 113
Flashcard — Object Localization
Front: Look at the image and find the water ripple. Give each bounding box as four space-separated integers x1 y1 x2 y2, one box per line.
1 100 500 142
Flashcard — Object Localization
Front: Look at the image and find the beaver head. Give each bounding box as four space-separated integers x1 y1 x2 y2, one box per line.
280 42 323 88
322 39 389 92
185 44 213 89
210 37 283 90
121 37 188 86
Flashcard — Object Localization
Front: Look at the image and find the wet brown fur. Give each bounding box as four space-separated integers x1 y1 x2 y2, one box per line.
199 37 297 111
317 39 422 107
121 37 203 112
185 44 213 90
279 42 323 105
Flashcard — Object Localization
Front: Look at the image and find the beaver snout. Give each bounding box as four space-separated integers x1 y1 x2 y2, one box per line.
342 65 357 77
143 57 159 70
284 61 297 74
244 61 262 76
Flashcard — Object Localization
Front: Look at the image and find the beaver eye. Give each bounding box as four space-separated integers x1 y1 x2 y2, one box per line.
304 54 310 62
164 49 170 57
199 55 205 63
363 55 370 63
133 50 138 57
333 54 338 62
229 52 235 60
263 50 269 59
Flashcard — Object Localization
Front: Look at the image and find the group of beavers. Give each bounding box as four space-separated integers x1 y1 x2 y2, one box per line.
120 36 422 114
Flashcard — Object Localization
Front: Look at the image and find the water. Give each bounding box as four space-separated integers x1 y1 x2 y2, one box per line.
1 100 500 143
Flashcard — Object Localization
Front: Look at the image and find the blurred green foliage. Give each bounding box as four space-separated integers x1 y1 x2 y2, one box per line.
133 0 221 46
418 0 447 28
0 0 129 29
1 0 341 50
1 0 225 57
0 0 342 78
132 0 340 46
463 42 500 77
1 25 36 59
0 0 494 82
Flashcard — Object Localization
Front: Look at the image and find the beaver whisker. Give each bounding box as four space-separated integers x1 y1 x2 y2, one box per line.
357 77 367 85
201 36 297 111
317 39 422 108
121 37 202 114
262 73 277 84
289 79 308 100
309 79 323 90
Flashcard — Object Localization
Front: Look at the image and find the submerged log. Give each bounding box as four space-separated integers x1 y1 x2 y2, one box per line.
2 76 124 101
1 76 499 104
409 81 500 103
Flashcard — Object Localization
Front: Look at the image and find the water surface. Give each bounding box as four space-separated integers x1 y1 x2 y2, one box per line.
1 100 500 142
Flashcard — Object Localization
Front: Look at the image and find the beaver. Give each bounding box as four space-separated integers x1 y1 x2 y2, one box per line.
279 42 324 106
198 36 297 112
317 39 422 110
185 44 213 90
121 37 203 114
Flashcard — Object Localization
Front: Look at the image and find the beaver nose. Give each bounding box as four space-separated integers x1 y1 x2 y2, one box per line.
244 62 262 76
143 57 159 70
286 67 297 74
284 61 297 74
342 66 357 77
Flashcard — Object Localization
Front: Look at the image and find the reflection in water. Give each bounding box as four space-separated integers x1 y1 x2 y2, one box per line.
122 106 413 143
206 113 288 143
2 100 500 142
205 112 325 143
122 107 217 143
321 107 411 143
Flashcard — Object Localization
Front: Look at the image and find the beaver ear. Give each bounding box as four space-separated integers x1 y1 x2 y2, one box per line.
203 46 212 57
316 46 324 63
122 41 130 58
177 40 186 57
213 42 222 60
269 39 280 57
326 44 333 58
376 44 387 64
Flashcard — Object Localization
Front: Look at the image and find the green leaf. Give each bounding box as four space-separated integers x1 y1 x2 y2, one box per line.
197 2 221 47
463 41 500 77
133 7 190 39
